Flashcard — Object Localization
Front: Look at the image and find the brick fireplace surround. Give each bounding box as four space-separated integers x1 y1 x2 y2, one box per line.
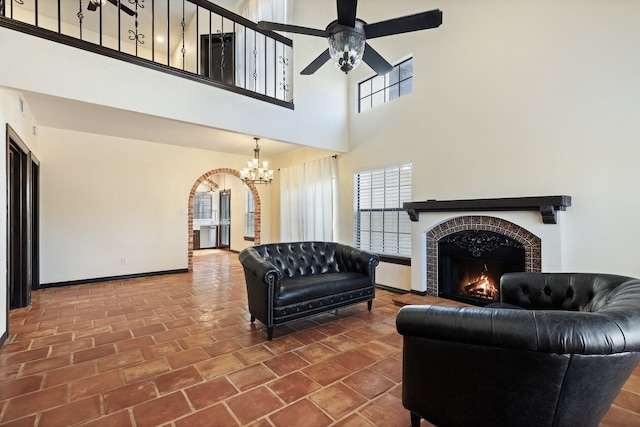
404 196 571 295
425 216 542 297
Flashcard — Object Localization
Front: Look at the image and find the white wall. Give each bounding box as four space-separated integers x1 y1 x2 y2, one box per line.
340 0 640 288
37 127 269 283
0 88 40 339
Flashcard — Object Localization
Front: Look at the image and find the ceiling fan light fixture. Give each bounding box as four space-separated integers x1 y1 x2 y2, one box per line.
328 26 365 74
258 2 442 76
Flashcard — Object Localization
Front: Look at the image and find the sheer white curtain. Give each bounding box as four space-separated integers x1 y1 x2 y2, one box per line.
240 0 290 24
237 0 291 95
280 156 335 242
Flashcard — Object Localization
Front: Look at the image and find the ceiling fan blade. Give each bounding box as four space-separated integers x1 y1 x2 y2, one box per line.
364 9 443 39
336 0 357 27
105 0 136 17
300 49 331 75
257 21 328 38
362 43 393 75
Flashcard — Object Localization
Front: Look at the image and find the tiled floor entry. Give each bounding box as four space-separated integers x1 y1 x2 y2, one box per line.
0 250 638 426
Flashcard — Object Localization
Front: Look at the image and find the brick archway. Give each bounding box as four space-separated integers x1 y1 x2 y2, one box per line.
187 168 261 271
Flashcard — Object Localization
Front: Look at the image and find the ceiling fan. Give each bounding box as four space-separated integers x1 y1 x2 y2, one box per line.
257 0 442 75
87 0 136 17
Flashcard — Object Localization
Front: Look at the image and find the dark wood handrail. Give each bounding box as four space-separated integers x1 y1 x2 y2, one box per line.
189 0 292 46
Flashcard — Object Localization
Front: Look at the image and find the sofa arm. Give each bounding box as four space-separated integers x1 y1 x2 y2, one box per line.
335 244 380 277
396 304 630 354
238 247 282 286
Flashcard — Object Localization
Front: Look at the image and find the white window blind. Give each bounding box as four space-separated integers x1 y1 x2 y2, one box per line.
354 162 412 257
244 190 255 239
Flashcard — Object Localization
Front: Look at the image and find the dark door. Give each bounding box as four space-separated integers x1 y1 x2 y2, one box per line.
219 190 231 249
30 157 40 291
8 142 27 308
7 126 38 309
200 33 235 85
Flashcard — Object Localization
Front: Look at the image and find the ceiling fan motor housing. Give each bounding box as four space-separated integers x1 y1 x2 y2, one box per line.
327 20 366 74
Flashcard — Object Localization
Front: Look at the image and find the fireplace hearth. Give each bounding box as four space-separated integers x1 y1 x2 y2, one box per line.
438 230 525 305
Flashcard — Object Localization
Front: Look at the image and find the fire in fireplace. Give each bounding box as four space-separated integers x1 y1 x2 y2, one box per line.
461 262 498 300
438 230 525 305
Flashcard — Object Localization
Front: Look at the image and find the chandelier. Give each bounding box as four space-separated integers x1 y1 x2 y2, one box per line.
240 137 274 185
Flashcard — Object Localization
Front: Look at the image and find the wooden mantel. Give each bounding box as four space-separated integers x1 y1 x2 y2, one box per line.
403 195 572 224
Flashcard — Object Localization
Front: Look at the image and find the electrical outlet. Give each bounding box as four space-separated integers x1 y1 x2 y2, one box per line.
121 258 127 265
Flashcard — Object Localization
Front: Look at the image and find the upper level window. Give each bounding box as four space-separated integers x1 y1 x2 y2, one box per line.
354 162 412 258
358 58 413 112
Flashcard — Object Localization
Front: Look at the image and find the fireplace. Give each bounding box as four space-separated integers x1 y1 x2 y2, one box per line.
402 196 570 298
438 230 526 305
423 215 543 302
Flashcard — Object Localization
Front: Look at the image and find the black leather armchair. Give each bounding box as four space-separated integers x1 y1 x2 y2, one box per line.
239 241 379 340
396 272 640 427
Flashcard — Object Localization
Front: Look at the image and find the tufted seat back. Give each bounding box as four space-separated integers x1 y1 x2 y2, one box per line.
251 241 371 278
500 272 635 312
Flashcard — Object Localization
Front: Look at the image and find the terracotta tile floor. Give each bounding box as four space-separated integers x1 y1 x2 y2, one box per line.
0 250 638 426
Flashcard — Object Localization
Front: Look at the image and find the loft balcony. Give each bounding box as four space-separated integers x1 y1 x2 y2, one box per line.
0 0 294 109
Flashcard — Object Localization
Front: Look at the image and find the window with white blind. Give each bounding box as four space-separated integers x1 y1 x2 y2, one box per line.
244 190 255 240
354 162 412 258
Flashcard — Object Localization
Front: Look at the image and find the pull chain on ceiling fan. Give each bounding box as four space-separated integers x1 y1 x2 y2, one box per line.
257 0 442 75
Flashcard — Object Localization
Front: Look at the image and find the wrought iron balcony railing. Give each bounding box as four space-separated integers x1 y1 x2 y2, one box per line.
0 0 294 109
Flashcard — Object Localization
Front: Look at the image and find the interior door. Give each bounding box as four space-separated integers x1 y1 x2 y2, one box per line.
219 190 231 249
200 33 235 85
8 143 26 308
7 126 38 309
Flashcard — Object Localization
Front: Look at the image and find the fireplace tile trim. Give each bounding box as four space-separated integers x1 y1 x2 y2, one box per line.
425 215 542 297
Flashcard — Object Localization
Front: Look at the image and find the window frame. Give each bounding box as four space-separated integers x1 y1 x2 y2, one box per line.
354 162 412 261
358 57 414 113
193 191 213 220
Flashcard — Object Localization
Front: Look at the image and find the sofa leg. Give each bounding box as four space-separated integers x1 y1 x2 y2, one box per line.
410 412 420 427
367 300 372 311
250 315 255 323
267 326 274 341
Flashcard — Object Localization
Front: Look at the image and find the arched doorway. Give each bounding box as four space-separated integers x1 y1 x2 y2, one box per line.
187 168 261 271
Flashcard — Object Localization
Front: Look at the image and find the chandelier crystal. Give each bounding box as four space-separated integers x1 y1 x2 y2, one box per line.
240 137 274 185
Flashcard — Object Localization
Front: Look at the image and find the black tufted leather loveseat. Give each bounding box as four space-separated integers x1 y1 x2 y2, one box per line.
239 241 379 340
396 272 640 427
